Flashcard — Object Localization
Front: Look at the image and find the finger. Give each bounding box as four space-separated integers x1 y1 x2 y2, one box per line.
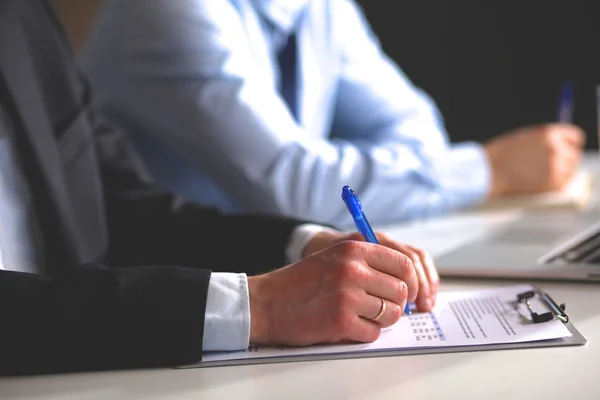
358 242 419 303
545 146 579 189
563 153 581 179
356 294 403 328
555 151 581 185
374 233 435 310
561 146 582 164
393 244 432 312
358 264 410 309
345 316 382 344
344 232 366 242
556 125 586 147
405 245 440 307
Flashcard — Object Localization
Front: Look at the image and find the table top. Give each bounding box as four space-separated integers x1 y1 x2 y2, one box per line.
2 155 600 399
1 279 598 400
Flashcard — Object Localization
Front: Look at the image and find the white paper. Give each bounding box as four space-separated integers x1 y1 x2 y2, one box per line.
479 169 593 211
200 285 572 364
377 210 523 258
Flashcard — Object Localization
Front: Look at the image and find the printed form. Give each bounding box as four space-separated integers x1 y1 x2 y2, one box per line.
200 284 572 364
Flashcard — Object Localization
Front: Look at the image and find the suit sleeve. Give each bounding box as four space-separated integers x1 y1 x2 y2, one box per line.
0 263 210 375
90 99 314 274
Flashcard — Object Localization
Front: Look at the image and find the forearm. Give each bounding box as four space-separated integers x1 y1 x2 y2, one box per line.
239 138 490 226
0 264 210 375
392 141 491 221
104 189 304 273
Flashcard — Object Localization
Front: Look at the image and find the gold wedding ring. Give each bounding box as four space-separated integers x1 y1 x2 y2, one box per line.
370 297 387 322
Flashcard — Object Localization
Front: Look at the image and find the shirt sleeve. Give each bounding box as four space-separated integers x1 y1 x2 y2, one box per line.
202 273 250 351
285 223 339 263
329 0 491 221
203 224 335 351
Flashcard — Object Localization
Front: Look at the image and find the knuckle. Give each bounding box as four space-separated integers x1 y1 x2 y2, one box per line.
397 280 409 302
415 248 429 260
543 136 559 151
336 261 364 284
335 240 364 258
397 253 414 275
376 232 391 242
346 232 364 242
548 142 561 153
406 250 420 264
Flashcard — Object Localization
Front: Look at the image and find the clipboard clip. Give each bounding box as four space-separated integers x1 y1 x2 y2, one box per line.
516 290 569 324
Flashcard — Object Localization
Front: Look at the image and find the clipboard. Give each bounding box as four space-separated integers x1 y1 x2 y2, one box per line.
178 285 587 369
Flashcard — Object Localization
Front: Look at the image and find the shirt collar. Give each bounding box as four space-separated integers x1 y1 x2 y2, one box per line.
253 0 309 33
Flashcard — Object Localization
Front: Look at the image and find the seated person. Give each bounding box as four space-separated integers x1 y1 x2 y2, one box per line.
81 0 585 227
0 0 437 375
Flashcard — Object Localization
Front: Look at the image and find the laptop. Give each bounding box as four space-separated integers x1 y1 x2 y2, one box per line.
434 207 600 281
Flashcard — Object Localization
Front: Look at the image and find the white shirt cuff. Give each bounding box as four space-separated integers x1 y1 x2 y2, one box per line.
202 273 250 352
436 142 491 205
202 225 337 352
285 224 338 263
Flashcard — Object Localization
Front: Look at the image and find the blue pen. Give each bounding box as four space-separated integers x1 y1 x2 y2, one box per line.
341 185 411 316
557 81 574 123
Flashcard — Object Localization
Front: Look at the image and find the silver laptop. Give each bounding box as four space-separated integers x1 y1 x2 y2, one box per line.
435 208 600 281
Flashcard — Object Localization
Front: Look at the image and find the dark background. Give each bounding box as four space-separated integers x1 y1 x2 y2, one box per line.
356 0 600 149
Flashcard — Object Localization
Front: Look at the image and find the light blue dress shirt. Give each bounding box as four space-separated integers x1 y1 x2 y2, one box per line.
81 0 491 227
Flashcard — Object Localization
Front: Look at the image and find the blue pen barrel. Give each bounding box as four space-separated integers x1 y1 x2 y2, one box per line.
341 186 379 243
342 186 411 315
354 214 379 244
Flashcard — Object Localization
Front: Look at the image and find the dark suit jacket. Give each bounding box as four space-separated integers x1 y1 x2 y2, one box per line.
0 0 305 375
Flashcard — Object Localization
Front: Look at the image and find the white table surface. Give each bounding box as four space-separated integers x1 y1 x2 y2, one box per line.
2 155 600 400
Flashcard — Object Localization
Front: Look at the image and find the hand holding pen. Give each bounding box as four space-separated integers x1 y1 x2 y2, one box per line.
341 186 439 314
483 83 584 198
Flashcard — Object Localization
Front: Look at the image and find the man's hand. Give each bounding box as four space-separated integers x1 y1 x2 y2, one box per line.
247 241 417 346
303 231 438 312
484 123 585 198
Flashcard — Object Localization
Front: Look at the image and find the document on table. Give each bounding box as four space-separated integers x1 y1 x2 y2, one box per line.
191 285 578 367
478 169 593 211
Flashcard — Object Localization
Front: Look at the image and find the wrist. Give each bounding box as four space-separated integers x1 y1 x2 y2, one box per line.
287 224 337 263
302 230 339 258
248 275 268 345
483 141 507 198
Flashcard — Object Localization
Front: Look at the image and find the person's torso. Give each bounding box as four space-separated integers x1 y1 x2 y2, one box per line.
82 0 346 212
